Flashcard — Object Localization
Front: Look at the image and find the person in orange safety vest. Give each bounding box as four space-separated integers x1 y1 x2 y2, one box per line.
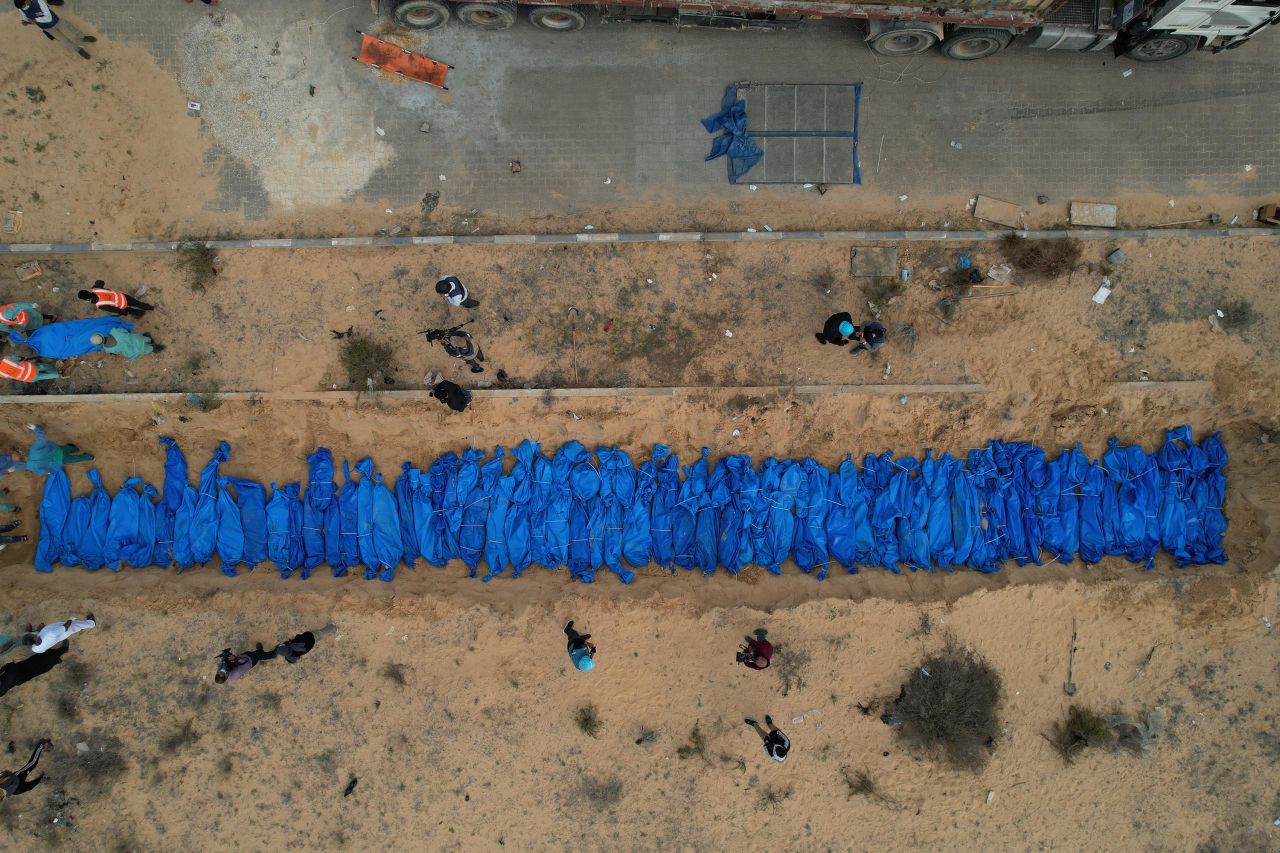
76 281 154 317
0 303 53 333
0 357 59 384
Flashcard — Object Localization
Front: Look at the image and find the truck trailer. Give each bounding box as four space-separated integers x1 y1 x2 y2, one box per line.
381 0 1279 62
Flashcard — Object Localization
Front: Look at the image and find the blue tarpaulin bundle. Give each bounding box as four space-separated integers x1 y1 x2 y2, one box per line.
34 428 1230 581
9 316 132 359
701 84 764 184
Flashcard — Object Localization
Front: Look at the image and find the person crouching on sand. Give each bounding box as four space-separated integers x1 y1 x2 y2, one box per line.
564 620 596 672
214 644 276 684
737 628 773 670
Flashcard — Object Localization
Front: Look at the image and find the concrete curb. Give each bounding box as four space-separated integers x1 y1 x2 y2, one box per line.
0 230 1271 255
0 381 1208 405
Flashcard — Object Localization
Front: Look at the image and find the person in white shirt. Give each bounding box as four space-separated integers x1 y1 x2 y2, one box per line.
744 715 791 762
23 613 95 653
435 275 480 308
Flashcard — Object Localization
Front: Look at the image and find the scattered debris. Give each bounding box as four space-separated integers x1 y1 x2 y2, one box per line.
1149 212 1221 228
2 210 22 235
949 140 962 150
1105 248 1126 264
1121 68 1133 77
1064 618 1078 696
898 194 908 202
986 264 1012 284
375 126 385 137
1092 280 1113 305
509 160 521 173
419 121 431 133
343 777 358 797
1036 194 1049 205
15 260 43 282
723 329 733 338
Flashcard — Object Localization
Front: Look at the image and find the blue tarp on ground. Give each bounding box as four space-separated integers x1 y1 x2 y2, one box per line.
9 316 132 359
34 428 1230 580
701 85 764 184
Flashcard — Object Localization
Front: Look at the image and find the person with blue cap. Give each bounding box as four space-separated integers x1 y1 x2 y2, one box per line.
815 311 855 346
563 619 596 672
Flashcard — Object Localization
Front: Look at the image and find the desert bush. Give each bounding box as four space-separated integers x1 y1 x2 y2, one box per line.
999 234 1082 280
339 334 394 390
578 774 623 807
575 704 601 738
1049 706 1115 764
676 723 708 762
175 240 219 292
885 642 1003 771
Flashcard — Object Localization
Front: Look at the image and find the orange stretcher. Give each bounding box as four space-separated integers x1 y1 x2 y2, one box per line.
353 31 452 90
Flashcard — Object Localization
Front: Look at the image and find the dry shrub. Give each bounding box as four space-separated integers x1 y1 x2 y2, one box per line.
575 704 601 738
578 774 623 807
885 642 1003 771
339 334 394 390
999 235 1082 280
175 240 219 292
1050 706 1115 764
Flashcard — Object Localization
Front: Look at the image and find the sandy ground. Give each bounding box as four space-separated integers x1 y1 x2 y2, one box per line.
0 563 1276 851
0 237 1277 403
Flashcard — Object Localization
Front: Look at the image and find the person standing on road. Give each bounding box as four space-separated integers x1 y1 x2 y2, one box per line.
214 643 277 684
435 275 480 309
564 620 596 672
15 0 96 60
0 356 59 384
23 613 95 653
274 623 336 664
0 302 53 333
0 641 67 697
850 321 887 356
0 738 53 800
77 282 154 318
744 715 790 762
815 311 855 346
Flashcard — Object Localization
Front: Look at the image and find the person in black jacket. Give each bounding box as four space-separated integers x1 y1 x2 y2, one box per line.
431 380 472 412
0 738 52 800
815 312 855 346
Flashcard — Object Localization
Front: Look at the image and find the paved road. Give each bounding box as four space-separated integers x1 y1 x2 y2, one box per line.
85 0 1280 222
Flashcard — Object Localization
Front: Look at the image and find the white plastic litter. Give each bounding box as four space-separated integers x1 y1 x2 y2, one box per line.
746 227 757 233
724 330 733 338
1122 69 1133 77
375 127 385 136
749 184 758 191
731 429 741 437
898 194 908 201
438 175 446 181
1216 308 1225 317
1092 284 1112 305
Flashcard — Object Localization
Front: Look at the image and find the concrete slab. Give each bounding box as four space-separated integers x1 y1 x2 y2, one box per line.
974 195 1024 228
1070 202 1120 228
849 246 898 277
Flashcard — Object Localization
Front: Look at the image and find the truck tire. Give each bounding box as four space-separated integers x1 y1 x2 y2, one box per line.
392 0 451 30
456 2 517 29
868 25 940 57
941 27 1012 60
1125 33 1198 61
528 6 588 30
